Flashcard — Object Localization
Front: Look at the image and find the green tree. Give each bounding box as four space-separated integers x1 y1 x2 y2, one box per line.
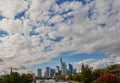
81 65 94 83
1 74 13 83
1 72 33 83
68 74 73 80
21 73 33 83
11 72 21 83
72 74 81 82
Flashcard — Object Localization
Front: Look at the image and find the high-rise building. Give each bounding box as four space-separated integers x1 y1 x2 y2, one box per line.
69 64 73 74
60 58 67 75
55 66 60 75
44 67 51 77
37 69 42 77
50 69 55 77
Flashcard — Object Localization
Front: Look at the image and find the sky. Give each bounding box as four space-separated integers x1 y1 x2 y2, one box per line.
0 0 120 75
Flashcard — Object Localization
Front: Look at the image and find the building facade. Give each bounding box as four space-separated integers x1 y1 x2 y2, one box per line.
69 64 73 74
37 69 42 77
55 66 60 75
60 58 67 75
50 69 55 77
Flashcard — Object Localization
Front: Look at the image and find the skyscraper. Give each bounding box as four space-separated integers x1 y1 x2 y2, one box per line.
37 69 42 77
55 66 60 75
50 69 55 77
44 67 51 77
69 64 73 74
60 58 67 75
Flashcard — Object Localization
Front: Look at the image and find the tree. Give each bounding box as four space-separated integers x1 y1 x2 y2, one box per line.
68 74 73 80
72 74 81 82
81 65 94 83
11 72 21 83
1 74 13 83
21 73 33 83
94 73 120 83
1 72 33 83
93 68 110 80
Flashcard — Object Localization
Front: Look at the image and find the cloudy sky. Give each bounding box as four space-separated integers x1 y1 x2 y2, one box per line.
0 0 120 74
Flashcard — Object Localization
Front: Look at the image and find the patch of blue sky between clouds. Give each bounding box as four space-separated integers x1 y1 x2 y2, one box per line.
49 36 64 42
29 30 39 36
48 7 74 26
55 0 93 5
0 15 5 21
98 23 106 28
86 4 97 20
14 10 26 19
29 26 39 36
0 30 8 37
44 45 53 52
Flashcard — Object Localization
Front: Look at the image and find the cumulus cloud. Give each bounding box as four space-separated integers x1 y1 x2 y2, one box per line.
0 0 119 74
0 0 28 19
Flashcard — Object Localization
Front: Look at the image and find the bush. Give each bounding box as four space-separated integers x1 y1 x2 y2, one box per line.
94 73 120 83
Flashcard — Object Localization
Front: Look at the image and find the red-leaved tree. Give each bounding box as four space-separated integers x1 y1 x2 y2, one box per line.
94 73 120 83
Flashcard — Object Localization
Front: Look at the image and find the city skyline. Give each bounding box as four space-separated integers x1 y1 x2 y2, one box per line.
37 58 76 77
0 0 119 75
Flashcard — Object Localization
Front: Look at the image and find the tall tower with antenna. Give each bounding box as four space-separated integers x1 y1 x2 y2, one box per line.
10 67 13 74
60 58 67 75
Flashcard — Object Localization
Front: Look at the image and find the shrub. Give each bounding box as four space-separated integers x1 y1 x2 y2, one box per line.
94 73 120 83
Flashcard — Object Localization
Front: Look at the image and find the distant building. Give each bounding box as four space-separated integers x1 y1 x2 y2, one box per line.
56 66 60 73
69 64 73 74
55 66 60 75
50 69 55 77
81 63 85 71
73 69 77 73
60 58 67 75
37 69 42 77
44 67 51 77
10 67 13 74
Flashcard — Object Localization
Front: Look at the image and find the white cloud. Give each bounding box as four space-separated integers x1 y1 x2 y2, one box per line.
0 0 119 74
0 0 28 18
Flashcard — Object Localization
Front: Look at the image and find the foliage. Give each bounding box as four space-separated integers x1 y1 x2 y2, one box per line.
81 65 94 83
94 73 120 83
68 74 73 80
21 73 33 83
107 64 120 75
72 74 81 82
93 69 110 80
1 72 33 83
1 74 13 83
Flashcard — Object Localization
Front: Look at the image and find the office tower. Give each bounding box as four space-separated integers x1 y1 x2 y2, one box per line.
69 64 73 74
60 58 67 75
50 69 55 77
55 66 60 75
37 69 42 77
56 66 60 73
45 67 51 77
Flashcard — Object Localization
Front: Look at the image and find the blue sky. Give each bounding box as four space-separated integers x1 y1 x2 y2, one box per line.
34 52 108 70
0 0 119 74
